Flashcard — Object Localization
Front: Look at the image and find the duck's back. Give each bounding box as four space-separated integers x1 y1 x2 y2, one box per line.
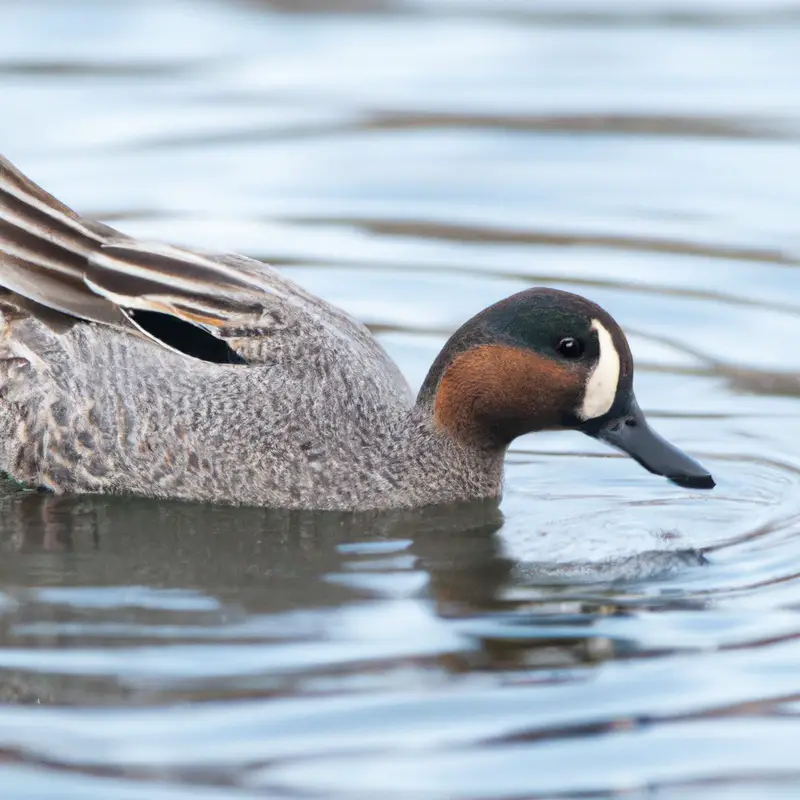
0 155 414 508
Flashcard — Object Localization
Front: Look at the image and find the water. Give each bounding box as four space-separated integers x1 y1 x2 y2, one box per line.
2 0 800 796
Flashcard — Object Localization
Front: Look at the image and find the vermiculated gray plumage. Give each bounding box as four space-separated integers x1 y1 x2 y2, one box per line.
0 155 504 510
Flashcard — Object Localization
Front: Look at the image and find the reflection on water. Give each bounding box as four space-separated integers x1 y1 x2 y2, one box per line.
3 0 800 797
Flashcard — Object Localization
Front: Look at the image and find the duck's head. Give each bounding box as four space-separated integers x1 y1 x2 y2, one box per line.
418 288 714 489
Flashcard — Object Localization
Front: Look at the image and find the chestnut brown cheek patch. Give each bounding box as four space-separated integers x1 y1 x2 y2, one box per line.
434 345 582 444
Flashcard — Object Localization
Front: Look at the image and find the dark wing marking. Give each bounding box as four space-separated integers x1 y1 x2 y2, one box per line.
0 155 285 362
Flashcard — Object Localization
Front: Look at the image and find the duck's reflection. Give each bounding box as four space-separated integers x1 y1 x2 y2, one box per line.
0 486 707 609
0 486 708 703
0 490 509 609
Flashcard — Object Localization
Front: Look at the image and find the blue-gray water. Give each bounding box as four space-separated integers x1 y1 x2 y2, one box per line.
3 0 800 797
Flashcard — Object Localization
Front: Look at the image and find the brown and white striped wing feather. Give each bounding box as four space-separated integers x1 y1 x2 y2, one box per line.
0 154 282 346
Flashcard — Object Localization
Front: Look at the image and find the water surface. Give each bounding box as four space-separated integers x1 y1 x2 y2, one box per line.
3 0 800 796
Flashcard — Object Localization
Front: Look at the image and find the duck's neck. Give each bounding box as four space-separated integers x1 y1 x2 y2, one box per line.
391 400 507 508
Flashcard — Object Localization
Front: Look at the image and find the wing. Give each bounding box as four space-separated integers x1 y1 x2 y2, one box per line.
0 154 413 401
0 154 291 362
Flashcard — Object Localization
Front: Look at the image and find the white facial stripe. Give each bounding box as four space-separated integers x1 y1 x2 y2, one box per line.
579 319 621 420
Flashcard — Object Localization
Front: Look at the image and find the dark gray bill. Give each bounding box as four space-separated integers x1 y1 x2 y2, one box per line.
583 398 715 489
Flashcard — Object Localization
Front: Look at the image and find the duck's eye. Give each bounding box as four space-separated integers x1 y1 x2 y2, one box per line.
556 337 585 359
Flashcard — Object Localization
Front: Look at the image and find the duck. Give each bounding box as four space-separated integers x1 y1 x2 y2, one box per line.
0 155 714 511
